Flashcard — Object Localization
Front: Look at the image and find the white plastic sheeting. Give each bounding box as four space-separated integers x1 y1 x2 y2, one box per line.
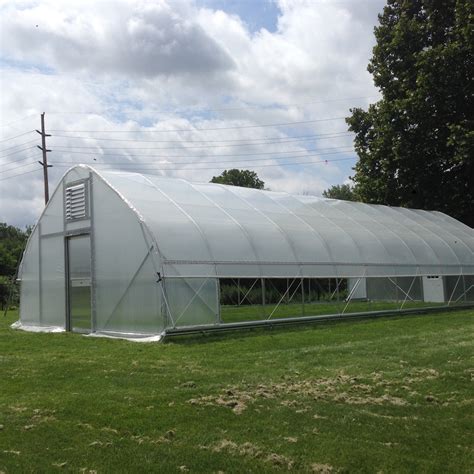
16 165 474 337
100 168 474 278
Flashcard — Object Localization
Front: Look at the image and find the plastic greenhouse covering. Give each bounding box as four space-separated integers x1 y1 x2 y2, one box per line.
15 165 474 339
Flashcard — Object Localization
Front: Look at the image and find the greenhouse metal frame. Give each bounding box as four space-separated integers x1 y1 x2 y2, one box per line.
15 165 474 340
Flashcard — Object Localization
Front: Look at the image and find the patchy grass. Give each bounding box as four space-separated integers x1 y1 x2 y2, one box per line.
1 309 473 473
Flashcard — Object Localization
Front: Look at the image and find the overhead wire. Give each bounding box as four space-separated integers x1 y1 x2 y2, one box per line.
0 145 38 160
49 130 351 143
0 138 39 154
48 116 347 133
0 167 42 182
47 144 353 160
51 147 355 168
1 149 43 172
1 160 42 175
0 130 35 144
48 155 356 174
50 132 352 150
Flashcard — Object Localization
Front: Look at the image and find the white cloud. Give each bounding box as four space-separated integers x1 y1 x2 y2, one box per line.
0 0 385 227
1 0 234 77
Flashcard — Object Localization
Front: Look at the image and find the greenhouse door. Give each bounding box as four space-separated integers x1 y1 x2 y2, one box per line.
66 234 92 333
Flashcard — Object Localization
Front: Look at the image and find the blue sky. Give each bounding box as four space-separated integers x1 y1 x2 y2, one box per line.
198 0 280 32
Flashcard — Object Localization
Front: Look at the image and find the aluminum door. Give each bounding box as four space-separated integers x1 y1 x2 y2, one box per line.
67 234 92 332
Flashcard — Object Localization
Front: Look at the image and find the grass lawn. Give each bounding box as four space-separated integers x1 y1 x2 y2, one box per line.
1 309 473 473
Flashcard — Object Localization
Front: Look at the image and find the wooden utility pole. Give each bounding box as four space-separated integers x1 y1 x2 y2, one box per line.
36 112 52 204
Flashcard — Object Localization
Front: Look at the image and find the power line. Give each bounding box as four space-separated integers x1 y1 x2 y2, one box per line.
50 130 351 143
0 145 37 160
2 150 43 168
51 148 355 168
50 155 356 174
50 132 352 150
48 116 347 133
0 160 39 175
0 154 356 182
0 138 39 154
0 130 35 144
0 167 42 182
48 144 353 160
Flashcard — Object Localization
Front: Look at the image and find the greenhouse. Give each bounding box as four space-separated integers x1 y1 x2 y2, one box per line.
15 164 474 339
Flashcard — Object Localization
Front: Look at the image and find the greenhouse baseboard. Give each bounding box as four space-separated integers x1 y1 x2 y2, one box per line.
163 303 474 338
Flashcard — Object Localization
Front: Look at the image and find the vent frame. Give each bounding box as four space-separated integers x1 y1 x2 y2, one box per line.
64 179 90 222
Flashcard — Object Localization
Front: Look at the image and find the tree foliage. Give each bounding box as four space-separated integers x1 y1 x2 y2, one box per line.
347 0 473 226
0 223 30 309
210 169 265 189
0 223 30 276
322 184 357 201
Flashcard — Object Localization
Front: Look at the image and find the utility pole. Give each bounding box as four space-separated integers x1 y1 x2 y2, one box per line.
36 112 52 204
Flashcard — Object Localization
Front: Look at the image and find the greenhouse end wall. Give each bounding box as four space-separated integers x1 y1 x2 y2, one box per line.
18 167 166 336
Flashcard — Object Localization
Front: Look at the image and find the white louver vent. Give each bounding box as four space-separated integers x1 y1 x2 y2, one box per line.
65 183 87 220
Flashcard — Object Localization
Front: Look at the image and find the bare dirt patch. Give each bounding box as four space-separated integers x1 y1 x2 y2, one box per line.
187 373 409 414
210 439 294 470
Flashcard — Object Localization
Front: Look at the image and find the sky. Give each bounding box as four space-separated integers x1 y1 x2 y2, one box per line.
0 0 386 227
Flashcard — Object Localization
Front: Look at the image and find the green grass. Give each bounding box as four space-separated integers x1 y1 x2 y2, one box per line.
221 300 445 323
1 309 473 473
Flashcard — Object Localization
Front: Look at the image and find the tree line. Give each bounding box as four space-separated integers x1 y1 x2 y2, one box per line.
0 223 31 308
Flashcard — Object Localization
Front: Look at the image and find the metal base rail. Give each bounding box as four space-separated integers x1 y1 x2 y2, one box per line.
163 303 474 339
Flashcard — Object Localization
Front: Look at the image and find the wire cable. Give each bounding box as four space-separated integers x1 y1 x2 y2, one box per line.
50 155 356 174
0 167 41 182
0 138 39 154
51 148 355 168
0 145 37 160
50 130 351 143
48 144 353 160
0 130 35 144
50 132 352 150
48 116 347 133
2 150 43 168
0 160 41 175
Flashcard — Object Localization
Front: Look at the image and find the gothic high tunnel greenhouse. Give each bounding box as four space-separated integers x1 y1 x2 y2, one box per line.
15 165 474 340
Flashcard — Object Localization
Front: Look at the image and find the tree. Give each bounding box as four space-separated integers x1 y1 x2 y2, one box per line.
347 0 473 227
210 169 265 189
0 223 30 309
0 223 30 276
322 184 356 201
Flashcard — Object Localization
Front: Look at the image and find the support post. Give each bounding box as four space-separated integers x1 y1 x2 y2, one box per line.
36 112 52 204
237 278 240 306
301 277 305 316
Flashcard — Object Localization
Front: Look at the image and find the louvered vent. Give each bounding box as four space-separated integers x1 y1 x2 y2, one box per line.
65 183 87 220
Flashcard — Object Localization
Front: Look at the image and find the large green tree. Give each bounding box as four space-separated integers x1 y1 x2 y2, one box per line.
210 169 265 189
347 0 473 226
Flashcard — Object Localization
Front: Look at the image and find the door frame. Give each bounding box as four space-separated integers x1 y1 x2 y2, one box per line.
65 232 92 332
